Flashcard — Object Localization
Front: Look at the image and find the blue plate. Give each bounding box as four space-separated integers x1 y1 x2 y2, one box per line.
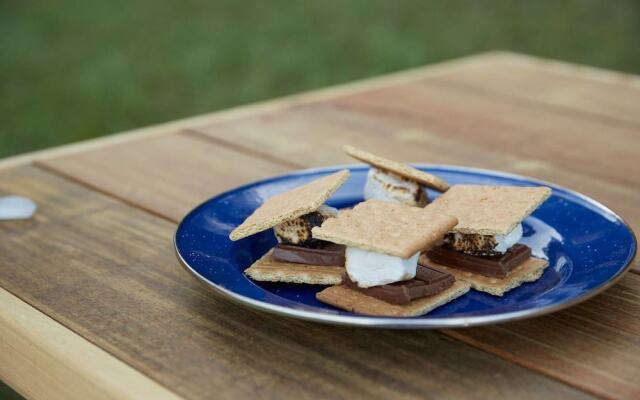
175 165 637 328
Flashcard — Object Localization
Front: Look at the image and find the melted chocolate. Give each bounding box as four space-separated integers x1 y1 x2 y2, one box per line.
343 265 455 305
427 244 531 278
272 243 345 266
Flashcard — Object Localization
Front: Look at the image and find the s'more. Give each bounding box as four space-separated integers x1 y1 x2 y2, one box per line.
344 145 450 207
312 200 470 316
421 185 552 296
230 170 350 285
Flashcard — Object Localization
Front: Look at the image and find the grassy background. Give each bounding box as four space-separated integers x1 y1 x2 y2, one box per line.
0 1 639 398
1 0 640 160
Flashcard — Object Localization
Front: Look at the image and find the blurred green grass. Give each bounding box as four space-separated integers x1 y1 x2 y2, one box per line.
1 1 639 159
0 1 639 398
0 381 22 400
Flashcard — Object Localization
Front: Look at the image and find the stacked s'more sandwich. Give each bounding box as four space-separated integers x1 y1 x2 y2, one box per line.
421 185 552 296
344 145 450 207
229 170 350 285
312 200 471 317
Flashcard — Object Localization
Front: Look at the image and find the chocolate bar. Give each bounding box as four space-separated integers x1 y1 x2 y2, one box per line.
272 243 345 266
343 265 455 305
427 244 531 278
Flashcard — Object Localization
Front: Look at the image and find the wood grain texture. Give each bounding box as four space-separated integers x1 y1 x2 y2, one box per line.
0 287 183 400
333 82 640 187
0 166 592 400
431 53 640 127
446 272 640 400
38 133 294 222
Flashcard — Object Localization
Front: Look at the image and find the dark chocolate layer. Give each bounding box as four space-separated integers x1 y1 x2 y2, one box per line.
272 243 345 266
343 265 455 305
427 244 531 278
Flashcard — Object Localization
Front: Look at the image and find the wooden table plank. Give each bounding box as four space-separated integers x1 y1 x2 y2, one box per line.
0 287 182 400
38 133 295 222
0 166 592 400
332 81 640 188
431 53 640 127
447 272 640 400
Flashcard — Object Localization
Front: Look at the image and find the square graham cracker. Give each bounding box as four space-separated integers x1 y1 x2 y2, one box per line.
420 253 549 296
430 184 551 235
230 170 349 241
244 249 344 285
316 280 470 317
344 145 450 192
312 200 458 258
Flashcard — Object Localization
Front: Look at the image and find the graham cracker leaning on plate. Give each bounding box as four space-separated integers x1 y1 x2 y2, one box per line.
230 170 350 241
420 253 548 296
245 250 344 285
344 145 450 192
316 280 470 317
430 184 551 236
312 200 458 258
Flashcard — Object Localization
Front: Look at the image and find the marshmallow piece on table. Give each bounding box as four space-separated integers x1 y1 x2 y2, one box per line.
345 247 420 288
0 196 37 220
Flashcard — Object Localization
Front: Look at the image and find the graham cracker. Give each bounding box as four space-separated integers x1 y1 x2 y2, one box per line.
312 200 458 258
245 249 344 285
420 254 549 296
430 184 551 235
344 145 450 192
230 170 350 241
316 280 470 317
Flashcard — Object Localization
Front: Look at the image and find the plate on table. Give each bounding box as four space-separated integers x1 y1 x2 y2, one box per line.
174 165 637 328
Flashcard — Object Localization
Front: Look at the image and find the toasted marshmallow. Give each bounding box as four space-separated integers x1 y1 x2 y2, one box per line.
345 247 420 288
274 205 338 246
445 223 523 256
364 168 427 207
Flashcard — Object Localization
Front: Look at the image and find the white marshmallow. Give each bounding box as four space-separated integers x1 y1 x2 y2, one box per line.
345 247 419 288
364 168 426 207
317 205 338 218
446 223 524 255
494 223 523 253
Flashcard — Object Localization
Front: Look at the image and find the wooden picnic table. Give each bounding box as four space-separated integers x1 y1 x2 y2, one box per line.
0 51 638 400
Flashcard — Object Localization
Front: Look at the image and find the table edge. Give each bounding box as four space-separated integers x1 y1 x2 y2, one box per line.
0 50 514 170
0 287 183 400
